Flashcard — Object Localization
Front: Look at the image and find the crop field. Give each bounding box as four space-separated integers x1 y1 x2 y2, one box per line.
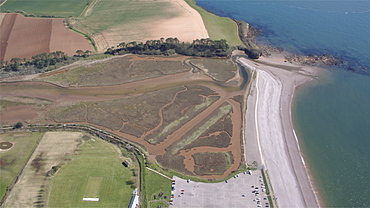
0 55 246 180
1 0 90 17
68 0 209 51
0 13 92 61
0 132 43 201
48 136 136 207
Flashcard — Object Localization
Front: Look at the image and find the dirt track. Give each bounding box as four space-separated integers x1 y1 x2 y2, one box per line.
0 58 245 179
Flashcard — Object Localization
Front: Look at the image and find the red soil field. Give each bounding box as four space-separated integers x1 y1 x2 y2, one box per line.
0 13 92 61
0 13 17 61
50 18 92 56
2 14 51 61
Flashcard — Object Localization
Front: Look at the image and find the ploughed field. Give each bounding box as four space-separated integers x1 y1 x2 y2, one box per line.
0 55 245 179
0 13 92 61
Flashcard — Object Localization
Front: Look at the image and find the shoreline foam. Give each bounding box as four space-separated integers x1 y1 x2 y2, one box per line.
239 55 320 207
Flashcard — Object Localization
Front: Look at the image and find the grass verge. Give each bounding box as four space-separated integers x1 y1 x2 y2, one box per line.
148 162 249 184
144 168 171 208
261 169 274 208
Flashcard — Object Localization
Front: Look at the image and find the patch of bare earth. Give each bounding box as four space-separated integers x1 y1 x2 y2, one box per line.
0 141 14 150
49 18 92 56
0 13 17 61
0 105 39 123
2 14 51 61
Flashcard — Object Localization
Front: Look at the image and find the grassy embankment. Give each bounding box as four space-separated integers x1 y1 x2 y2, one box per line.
0 0 89 17
0 132 43 201
134 151 171 208
47 135 136 207
184 0 242 46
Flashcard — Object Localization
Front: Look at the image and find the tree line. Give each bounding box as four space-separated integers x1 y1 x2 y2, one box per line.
0 50 93 74
105 38 231 57
0 51 75 72
2 10 62 18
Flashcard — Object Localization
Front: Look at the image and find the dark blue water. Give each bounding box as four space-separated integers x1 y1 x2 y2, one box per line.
195 0 370 206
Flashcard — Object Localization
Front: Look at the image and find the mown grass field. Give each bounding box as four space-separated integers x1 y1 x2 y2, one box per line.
184 0 242 46
0 0 90 17
144 168 171 208
0 132 43 201
48 137 136 207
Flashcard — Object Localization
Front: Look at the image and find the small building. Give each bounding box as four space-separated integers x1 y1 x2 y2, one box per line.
122 160 130 167
128 189 139 208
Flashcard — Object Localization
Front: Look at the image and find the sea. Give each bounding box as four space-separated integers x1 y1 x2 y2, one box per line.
195 0 370 207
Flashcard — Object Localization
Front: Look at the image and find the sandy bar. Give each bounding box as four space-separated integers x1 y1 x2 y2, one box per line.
239 56 320 207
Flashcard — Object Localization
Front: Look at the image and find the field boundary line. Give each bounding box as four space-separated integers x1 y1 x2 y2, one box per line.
0 0 8 7
146 167 172 180
80 0 100 17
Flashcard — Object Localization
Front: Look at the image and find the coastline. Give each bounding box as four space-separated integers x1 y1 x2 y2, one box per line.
239 55 321 207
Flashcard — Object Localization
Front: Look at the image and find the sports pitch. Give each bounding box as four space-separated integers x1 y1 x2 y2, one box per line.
48 136 136 207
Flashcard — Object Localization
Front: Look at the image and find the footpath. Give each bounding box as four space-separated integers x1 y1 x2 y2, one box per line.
146 167 172 180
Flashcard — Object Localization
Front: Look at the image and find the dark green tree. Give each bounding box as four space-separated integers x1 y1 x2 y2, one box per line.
14 122 23 128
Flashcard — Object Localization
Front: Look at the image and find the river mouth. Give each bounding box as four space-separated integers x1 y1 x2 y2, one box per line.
0 55 248 180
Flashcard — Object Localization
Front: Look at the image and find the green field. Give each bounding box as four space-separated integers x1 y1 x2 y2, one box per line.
1 0 90 17
71 0 175 34
68 0 177 50
0 132 43 201
184 0 242 46
48 137 137 207
144 168 171 208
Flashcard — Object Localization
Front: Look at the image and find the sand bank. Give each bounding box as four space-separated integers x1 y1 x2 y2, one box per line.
239 56 320 207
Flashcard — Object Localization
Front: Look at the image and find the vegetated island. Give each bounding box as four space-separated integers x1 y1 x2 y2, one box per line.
0 0 322 207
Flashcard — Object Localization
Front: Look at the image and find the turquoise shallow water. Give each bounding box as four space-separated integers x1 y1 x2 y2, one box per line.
195 0 370 206
293 68 370 207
